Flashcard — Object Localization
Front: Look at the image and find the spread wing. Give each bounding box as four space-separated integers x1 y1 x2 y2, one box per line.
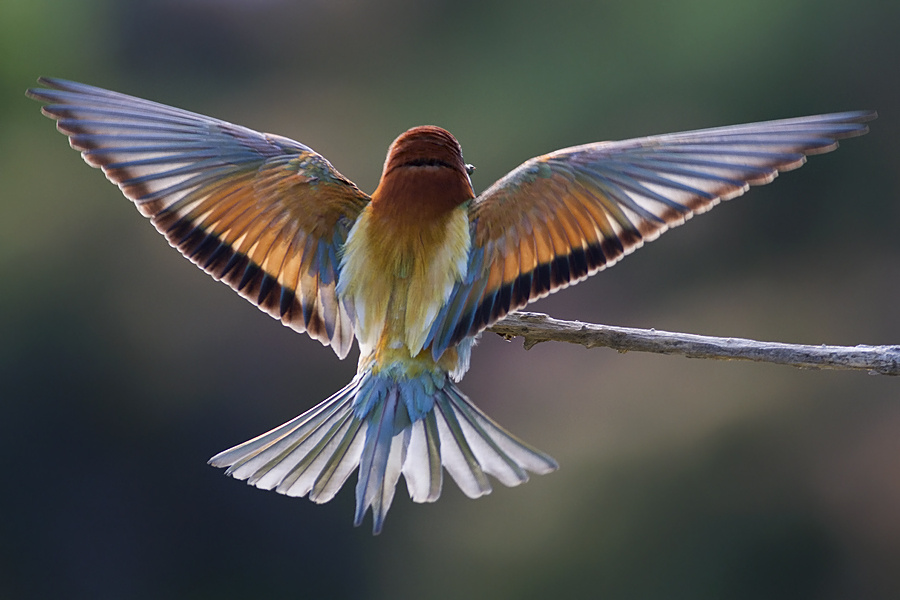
426 111 875 358
28 78 370 358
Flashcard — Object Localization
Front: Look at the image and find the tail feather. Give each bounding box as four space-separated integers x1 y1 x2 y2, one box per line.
354 387 401 531
209 379 358 480
401 414 443 503
208 372 557 534
369 425 405 534
444 385 557 485
307 418 366 502
244 393 355 490
433 395 493 498
252 410 350 490
278 411 364 502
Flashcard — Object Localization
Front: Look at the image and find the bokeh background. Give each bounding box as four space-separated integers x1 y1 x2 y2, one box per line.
2 1 899 598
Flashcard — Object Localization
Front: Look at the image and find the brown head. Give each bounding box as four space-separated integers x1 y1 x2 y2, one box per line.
371 126 475 220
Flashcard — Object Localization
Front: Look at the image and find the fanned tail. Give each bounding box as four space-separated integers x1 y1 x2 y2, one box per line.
209 371 557 534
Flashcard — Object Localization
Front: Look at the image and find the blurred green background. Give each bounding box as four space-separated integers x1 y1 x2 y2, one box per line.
2 0 899 598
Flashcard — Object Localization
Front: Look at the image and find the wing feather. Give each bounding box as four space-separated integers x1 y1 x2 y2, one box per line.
427 111 875 358
28 78 370 358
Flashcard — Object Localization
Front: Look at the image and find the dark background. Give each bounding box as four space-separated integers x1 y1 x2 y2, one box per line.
2 1 899 598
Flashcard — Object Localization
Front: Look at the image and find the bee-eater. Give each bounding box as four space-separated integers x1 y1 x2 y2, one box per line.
27 78 874 533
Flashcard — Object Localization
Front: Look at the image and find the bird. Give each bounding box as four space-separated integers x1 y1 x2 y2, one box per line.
27 77 875 534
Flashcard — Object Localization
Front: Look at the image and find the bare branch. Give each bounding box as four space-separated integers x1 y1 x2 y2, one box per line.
487 312 900 376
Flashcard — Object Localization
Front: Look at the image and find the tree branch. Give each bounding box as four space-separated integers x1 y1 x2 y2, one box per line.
487 312 900 376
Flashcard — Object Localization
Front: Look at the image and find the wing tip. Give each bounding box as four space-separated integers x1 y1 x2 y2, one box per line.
27 76 81 101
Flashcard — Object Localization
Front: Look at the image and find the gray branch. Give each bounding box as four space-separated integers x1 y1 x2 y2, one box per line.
487 312 900 376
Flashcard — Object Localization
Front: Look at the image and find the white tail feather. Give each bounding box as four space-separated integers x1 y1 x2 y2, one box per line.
208 371 557 533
